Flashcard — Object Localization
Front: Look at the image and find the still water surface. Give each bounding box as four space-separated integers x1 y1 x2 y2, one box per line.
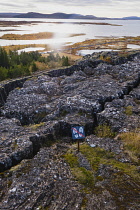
0 18 140 49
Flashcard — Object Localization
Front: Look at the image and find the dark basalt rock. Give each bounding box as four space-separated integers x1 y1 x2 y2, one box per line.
0 118 68 172
0 146 84 210
47 64 80 77
0 77 27 107
0 144 139 210
3 70 139 126
0 51 140 209
86 134 131 163
0 117 33 172
78 51 140 66
97 95 140 132
130 85 140 100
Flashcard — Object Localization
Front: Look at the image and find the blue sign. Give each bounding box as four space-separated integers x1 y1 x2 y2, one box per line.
71 126 85 139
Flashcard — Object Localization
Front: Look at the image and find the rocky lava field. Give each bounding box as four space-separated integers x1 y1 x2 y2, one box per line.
0 51 140 209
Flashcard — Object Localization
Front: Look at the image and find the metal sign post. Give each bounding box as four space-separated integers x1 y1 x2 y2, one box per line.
71 126 85 152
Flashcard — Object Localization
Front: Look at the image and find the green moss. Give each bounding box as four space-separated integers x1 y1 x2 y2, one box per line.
102 159 139 181
81 197 88 209
80 144 115 169
12 141 18 150
64 152 94 188
28 122 45 130
72 167 94 188
96 175 104 181
0 171 12 178
134 99 140 105
9 164 22 172
80 144 140 182
7 180 12 188
9 160 32 177
64 143 140 195
64 153 79 168
124 106 133 115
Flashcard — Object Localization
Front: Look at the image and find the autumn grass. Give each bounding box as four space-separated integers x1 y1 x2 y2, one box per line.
94 124 116 138
1 32 54 40
1 32 86 41
64 36 140 55
2 35 140 57
0 20 43 27
27 122 45 130
119 130 140 163
3 44 50 52
70 33 85 37
124 106 133 115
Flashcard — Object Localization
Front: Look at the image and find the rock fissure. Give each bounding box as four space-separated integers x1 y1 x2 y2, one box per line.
0 51 140 173
0 77 28 107
0 51 140 209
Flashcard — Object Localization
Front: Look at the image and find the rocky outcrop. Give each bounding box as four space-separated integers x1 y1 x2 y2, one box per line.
0 117 33 172
0 77 28 107
0 116 78 172
0 52 140 171
0 51 140 209
2 52 140 130
97 94 140 132
0 144 83 210
0 142 139 210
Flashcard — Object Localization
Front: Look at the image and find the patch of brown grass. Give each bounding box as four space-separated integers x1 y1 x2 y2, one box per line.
35 61 49 71
94 124 116 138
119 130 140 163
3 44 50 52
1 32 54 40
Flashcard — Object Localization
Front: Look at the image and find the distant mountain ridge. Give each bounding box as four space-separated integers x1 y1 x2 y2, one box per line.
0 12 140 20
122 16 140 20
13 12 102 19
0 13 22 18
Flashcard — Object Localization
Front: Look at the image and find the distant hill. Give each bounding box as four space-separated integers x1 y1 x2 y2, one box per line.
122 16 140 20
13 12 102 19
0 13 22 18
0 12 139 20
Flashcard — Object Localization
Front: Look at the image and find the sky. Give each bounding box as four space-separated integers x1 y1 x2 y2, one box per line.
0 0 140 18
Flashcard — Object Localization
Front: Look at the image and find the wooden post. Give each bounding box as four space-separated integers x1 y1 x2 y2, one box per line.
78 139 80 152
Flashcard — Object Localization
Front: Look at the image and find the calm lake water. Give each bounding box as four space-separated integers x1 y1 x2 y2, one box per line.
0 18 140 51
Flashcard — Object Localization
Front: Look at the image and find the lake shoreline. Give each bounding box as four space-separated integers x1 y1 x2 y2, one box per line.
0 19 140 57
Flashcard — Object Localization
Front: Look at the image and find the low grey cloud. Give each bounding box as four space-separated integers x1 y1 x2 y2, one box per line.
34 0 111 6
0 2 22 8
1 0 140 9
0 0 139 17
34 0 139 5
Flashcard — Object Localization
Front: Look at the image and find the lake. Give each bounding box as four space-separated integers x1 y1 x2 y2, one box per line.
0 18 140 51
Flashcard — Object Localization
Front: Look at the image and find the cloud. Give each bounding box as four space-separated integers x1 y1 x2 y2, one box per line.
34 0 111 6
1 0 140 8
0 0 140 17
0 2 22 8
